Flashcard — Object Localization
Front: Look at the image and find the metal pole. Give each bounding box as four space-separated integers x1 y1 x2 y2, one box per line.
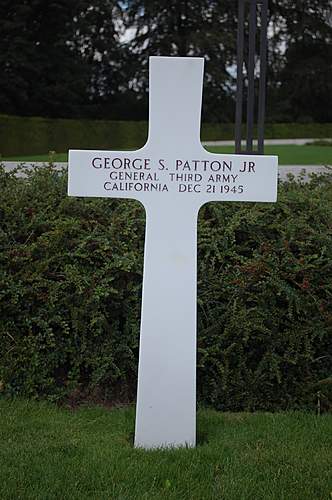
235 0 268 154
246 0 256 153
257 0 268 154
235 0 245 153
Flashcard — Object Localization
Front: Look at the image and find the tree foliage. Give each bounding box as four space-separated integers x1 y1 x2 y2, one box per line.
124 0 238 122
0 0 331 121
0 0 123 118
266 0 332 122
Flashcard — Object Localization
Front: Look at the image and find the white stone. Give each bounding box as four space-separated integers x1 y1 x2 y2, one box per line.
68 56 278 449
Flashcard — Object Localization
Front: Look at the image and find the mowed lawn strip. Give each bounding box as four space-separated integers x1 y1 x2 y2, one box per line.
206 144 332 165
2 145 332 165
1 399 331 500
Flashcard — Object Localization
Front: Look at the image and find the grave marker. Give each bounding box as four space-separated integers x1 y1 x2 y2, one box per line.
68 56 278 449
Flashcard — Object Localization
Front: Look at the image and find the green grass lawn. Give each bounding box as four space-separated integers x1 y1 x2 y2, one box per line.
1 399 331 500
2 145 332 165
206 145 332 165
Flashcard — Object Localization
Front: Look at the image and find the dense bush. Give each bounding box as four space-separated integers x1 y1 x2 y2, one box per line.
1 114 332 157
0 115 149 157
0 165 331 410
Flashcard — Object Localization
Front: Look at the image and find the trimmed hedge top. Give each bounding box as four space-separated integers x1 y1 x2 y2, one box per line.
1 113 332 157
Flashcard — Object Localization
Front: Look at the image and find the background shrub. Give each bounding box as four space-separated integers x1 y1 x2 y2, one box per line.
1 114 332 157
0 165 331 409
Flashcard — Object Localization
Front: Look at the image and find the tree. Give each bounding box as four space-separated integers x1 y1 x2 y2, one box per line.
1 0 331 122
266 0 332 122
0 0 124 118
70 0 129 118
124 0 238 122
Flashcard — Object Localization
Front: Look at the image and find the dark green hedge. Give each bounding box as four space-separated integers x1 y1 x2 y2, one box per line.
0 115 148 157
202 122 332 142
1 114 332 157
0 165 331 410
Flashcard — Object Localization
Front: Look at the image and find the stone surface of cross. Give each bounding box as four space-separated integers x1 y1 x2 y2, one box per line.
68 56 278 449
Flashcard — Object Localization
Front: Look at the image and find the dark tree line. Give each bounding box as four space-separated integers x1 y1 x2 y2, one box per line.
0 0 331 122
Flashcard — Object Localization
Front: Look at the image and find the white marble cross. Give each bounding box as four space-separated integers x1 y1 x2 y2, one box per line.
68 56 278 449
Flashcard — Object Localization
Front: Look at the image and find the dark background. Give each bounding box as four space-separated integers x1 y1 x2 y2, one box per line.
0 0 331 123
